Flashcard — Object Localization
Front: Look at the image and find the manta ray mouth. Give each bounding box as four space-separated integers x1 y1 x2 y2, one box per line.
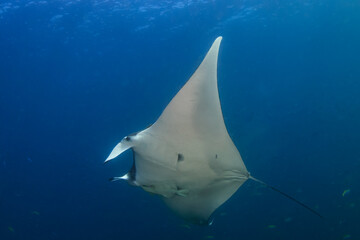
127 149 137 185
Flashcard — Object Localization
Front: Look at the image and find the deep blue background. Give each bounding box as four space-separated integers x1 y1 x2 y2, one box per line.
1 0 360 239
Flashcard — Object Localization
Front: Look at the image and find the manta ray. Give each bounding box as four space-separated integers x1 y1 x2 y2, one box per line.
105 37 321 225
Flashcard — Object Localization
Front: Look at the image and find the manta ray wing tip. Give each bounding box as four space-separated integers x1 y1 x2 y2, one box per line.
104 156 113 164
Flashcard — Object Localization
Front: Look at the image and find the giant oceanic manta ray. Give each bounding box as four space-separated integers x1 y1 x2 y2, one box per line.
105 37 322 225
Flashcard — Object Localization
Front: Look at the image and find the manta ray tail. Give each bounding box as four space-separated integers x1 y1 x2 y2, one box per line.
249 176 323 218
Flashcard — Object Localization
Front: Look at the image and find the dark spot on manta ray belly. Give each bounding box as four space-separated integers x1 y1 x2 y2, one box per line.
215 154 218 159
125 136 131 141
177 153 184 162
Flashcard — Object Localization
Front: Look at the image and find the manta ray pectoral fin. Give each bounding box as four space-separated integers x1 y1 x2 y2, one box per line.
105 136 135 163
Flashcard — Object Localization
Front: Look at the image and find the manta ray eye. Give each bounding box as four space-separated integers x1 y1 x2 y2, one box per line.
125 136 131 141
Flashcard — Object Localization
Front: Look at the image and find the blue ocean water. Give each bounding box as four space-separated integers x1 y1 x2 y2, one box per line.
1 0 360 239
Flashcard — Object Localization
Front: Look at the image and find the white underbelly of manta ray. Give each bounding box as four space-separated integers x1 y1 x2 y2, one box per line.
105 36 322 225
